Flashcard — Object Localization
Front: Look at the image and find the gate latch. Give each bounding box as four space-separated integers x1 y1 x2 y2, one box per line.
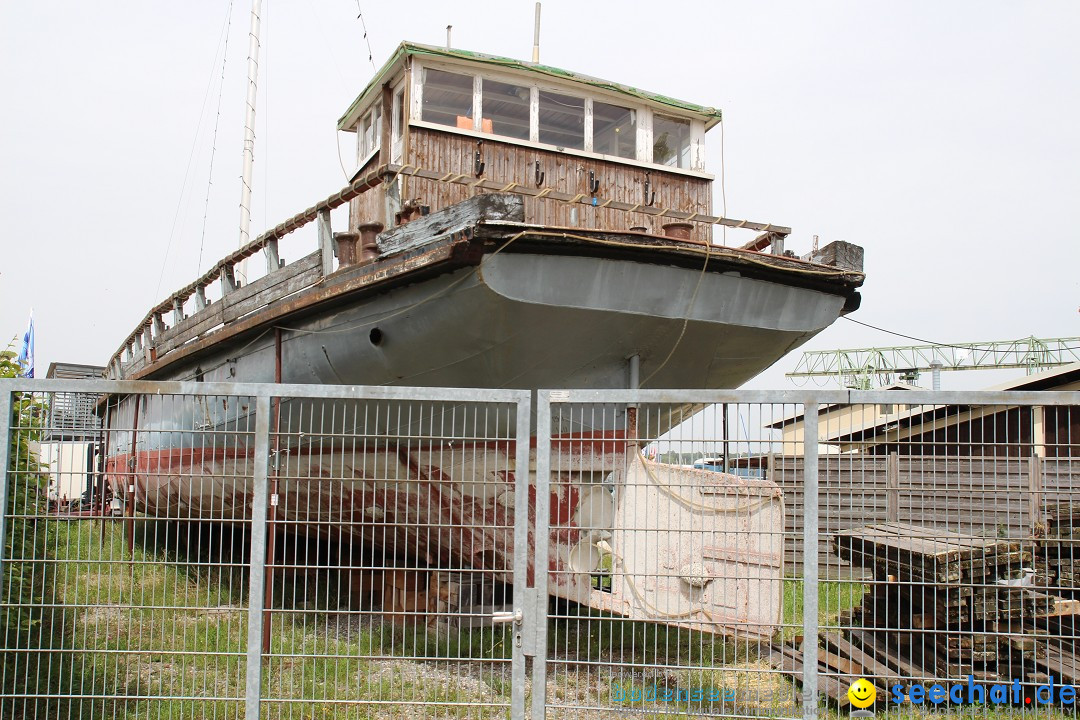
490 609 523 624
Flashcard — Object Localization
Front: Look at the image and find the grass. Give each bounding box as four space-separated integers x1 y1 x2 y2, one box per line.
3 519 513 719
5 518 1068 719
781 578 868 640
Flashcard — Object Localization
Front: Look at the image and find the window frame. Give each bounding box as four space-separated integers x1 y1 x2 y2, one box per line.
408 59 711 178
356 103 382 170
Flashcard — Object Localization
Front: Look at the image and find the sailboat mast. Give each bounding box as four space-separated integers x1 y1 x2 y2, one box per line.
237 0 262 284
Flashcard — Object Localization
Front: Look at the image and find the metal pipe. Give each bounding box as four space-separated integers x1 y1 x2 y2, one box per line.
262 327 281 653
446 25 452 50
244 396 272 719
531 3 541 63
801 401 820 717
237 0 263 285
722 403 729 474
127 394 141 559
0 391 12 598
627 353 640 447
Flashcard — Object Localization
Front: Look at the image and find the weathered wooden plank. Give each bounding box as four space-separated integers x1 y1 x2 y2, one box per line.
377 193 525 256
155 251 322 356
155 304 225 357
847 629 928 680
822 632 903 684
222 254 324 324
808 240 865 272
765 644 856 706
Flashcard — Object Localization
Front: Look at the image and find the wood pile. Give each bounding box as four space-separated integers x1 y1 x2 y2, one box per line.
1042 501 1080 589
767 521 1080 706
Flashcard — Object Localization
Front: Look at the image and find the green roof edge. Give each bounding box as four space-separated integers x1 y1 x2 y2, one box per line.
338 41 722 131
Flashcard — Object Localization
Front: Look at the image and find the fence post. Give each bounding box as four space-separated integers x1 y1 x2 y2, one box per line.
802 401 819 720
245 395 272 720
0 388 13 597
886 451 899 523
530 391 554 720
511 395 532 720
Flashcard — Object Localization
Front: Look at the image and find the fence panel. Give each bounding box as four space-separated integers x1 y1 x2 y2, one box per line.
810 396 1080 717
535 392 814 720
258 392 529 719
0 380 531 720
1 385 257 719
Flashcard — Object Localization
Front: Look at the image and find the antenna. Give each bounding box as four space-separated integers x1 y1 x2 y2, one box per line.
532 3 541 63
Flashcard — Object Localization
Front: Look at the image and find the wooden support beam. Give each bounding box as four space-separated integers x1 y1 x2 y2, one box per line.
318 209 334 277
886 452 900 523
194 285 208 312
220 265 238 295
1030 453 1044 534
152 313 166 339
379 83 396 229
171 297 184 325
264 237 281 275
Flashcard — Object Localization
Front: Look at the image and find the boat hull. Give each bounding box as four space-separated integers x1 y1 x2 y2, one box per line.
103 246 849 637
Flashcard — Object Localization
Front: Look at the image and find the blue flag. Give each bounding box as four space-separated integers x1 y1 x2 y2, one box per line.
17 310 34 378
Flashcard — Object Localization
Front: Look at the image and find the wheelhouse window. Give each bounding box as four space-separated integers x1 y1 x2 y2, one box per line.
410 63 706 172
421 68 474 128
653 113 691 168
481 78 531 141
357 104 381 161
592 101 636 159
538 90 585 150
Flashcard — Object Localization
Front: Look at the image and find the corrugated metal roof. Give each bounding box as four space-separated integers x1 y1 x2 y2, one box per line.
44 363 105 442
338 41 722 132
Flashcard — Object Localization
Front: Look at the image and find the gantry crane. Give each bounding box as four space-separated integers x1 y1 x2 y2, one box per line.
787 336 1080 389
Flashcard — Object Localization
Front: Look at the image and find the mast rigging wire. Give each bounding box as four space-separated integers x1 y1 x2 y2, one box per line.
198 0 237 276
152 3 235 302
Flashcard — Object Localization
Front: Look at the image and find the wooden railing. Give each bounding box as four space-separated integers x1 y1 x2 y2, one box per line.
109 163 800 378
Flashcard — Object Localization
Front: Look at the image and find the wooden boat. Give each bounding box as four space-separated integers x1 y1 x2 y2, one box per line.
103 42 864 636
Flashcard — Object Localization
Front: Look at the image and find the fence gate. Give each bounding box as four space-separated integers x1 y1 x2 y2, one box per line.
0 379 532 719
533 390 819 720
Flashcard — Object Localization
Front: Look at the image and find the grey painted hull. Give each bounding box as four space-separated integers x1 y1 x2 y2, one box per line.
112 251 844 448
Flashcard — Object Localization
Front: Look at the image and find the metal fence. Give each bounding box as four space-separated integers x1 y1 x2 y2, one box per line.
2 380 1079 719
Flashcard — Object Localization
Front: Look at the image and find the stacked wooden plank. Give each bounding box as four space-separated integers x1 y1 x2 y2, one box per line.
1041 501 1080 589
768 522 1080 705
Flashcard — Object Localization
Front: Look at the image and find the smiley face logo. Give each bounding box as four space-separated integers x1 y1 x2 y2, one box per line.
848 679 876 709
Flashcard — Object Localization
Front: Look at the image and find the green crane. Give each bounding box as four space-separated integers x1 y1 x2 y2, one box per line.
787 336 1080 389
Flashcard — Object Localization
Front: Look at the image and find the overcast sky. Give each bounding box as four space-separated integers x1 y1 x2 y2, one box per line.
1 1 1077 389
